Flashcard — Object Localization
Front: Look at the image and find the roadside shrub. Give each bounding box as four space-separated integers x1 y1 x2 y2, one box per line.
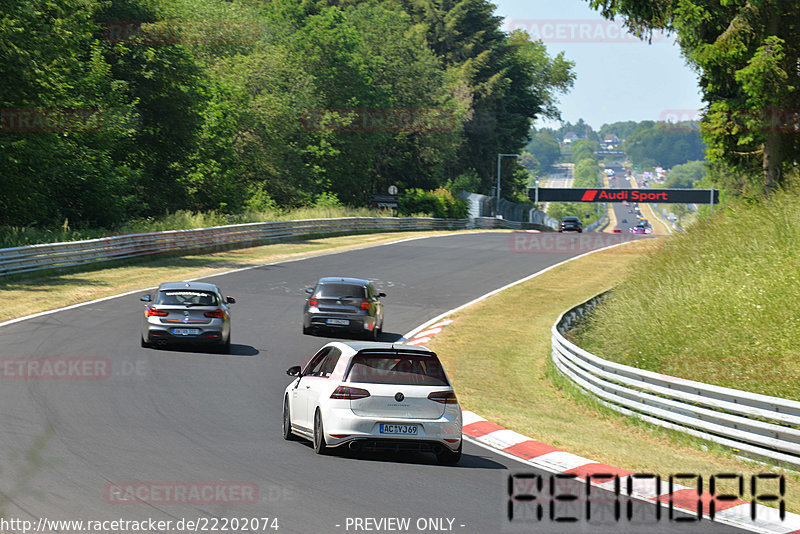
398 188 467 219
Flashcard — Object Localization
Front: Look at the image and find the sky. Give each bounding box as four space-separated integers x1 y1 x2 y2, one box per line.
491 0 705 131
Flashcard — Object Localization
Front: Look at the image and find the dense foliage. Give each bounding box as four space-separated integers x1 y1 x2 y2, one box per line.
664 160 707 189
621 121 706 169
0 0 574 229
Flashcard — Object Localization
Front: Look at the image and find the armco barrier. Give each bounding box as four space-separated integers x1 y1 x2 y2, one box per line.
0 217 467 278
552 292 800 469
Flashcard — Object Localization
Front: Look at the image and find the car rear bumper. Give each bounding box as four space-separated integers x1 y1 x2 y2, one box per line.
321 407 462 452
144 326 226 345
306 314 376 333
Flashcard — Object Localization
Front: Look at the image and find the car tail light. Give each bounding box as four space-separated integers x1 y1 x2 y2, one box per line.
360 300 370 310
330 386 370 400
428 391 458 404
308 298 318 307
145 307 168 317
204 309 225 319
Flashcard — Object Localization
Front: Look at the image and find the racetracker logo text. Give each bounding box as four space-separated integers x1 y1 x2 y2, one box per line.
509 232 641 254
1 357 111 380
0 109 102 132
505 20 668 43
105 481 258 505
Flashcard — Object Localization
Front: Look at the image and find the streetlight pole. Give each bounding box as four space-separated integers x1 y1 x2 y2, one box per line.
496 153 520 217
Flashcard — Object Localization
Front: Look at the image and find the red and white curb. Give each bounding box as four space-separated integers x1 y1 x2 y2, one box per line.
405 319 453 346
406 320 800 534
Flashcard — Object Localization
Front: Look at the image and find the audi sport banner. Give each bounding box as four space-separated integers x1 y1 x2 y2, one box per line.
529 188 719 204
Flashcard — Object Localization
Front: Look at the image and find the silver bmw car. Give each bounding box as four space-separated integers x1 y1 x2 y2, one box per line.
140 281 235 352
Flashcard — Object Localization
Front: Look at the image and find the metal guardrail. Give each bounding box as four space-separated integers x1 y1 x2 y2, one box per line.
471 217 554 232
0 217 467 277
552 292 800 469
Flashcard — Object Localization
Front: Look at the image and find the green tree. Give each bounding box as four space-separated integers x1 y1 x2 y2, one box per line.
665 160 707 189
524 131 561 172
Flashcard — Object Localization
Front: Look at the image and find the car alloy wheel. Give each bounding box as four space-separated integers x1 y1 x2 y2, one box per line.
313 409 328 454
282 396 294 441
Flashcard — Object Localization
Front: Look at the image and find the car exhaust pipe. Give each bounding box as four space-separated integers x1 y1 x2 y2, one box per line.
348 441 361 451
432 444 443 455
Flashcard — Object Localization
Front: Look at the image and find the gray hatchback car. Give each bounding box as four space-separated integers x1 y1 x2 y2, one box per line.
140 281 235 352
303 277 385 340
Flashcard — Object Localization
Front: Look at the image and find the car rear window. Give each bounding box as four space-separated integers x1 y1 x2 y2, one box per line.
346 353 449 386
156 290 218 306
317 284 366 298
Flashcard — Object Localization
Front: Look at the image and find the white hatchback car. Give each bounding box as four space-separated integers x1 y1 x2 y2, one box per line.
283 342 462 464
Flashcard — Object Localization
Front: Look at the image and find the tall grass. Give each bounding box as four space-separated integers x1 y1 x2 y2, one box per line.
575 185 800 400
0 206 392 248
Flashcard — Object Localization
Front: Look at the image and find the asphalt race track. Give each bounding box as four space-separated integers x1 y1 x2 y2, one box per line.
0 232 744 533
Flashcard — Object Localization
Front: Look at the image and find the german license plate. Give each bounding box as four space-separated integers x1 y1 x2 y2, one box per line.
326 319 349 325
171 328 200 336
380 424 419 435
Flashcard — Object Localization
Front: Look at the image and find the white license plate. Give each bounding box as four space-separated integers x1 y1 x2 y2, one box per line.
326 319 349 326
172 328 201 336
380 424 419 435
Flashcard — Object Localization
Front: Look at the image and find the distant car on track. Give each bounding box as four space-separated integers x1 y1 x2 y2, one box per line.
303 277 385 340
613 228 623 233
283 341 462 464
559 216 583 233
631 225 647 234
140 281 235 352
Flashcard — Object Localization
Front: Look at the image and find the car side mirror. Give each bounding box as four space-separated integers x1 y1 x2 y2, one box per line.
286 366 302 377
226 296 236 304
140 295 151 302
378 292 386 298
305 287 314 294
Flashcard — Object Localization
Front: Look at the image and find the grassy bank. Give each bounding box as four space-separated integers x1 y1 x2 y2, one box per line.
575 187 800 400
428 237 800 511
0 206 392 249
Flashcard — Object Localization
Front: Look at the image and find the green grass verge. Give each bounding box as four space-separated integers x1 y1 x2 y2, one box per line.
575 186 800 400
427 238 800 512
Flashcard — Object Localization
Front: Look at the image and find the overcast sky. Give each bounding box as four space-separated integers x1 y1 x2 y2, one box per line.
491 0 705 130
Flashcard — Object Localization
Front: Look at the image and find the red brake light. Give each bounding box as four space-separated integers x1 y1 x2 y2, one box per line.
360 300 370 310
428 391 458 404
145 307 168 317
309 298 318 307
204 309 225 319
331 386 371 400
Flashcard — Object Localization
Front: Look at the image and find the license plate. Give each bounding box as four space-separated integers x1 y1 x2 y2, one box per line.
171 328 200 336
326 319 349 325
380 424 419 435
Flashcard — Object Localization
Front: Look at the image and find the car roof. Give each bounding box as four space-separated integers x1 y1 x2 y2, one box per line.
326 341 436 357
158 281 219 292
317 277 370 286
